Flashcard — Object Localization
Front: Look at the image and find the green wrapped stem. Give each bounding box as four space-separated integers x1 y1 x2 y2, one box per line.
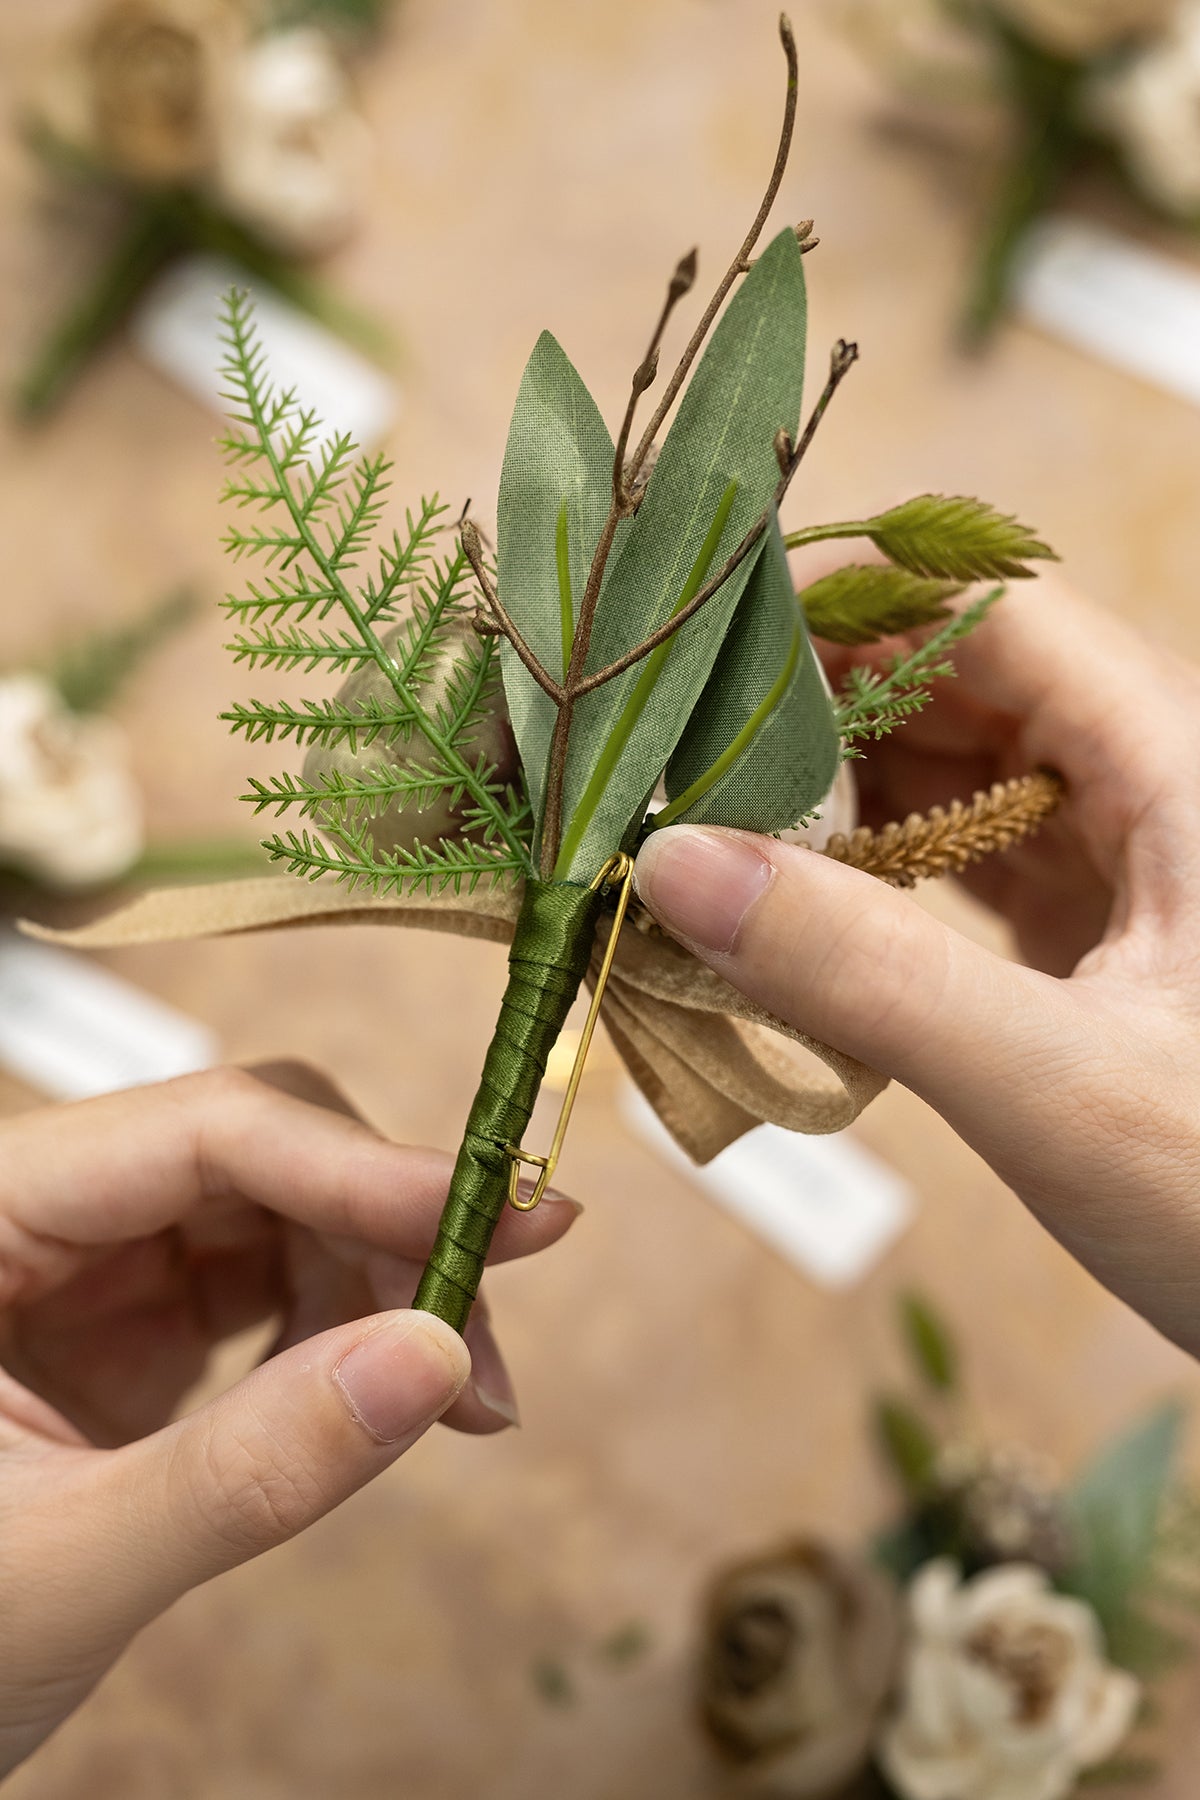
413 877 603 1332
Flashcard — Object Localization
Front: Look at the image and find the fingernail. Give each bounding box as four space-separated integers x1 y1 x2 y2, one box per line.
635 826 773 954
334 1312 469 1444
465 1316 521 1428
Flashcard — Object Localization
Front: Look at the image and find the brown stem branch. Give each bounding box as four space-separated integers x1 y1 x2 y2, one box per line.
624 12 799 485
573 339 859 697
611 248 698 513
460 520 564 704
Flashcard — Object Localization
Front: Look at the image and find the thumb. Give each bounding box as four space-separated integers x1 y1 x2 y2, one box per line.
634 825 1086 1151
89 1310 469 1623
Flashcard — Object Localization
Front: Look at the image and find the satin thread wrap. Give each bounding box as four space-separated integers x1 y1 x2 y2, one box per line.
412 877 603 1330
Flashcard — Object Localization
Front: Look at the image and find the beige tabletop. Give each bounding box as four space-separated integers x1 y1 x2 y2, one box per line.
2 2 1199 1795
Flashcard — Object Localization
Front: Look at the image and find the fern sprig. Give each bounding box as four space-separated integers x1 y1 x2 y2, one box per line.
836 591 1000 746
219 290 534 891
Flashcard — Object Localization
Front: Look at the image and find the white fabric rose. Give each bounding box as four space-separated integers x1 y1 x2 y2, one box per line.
0 676 144 889
991 0 1176 60
879 1559 1140 1800
214 27 369 256
1088 3 1200 214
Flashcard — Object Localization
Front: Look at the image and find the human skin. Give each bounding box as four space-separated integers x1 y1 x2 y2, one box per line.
0 1060 579 1774
635 578 1200 1357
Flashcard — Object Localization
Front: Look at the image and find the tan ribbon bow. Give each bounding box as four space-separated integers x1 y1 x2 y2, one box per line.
23 875 886 1163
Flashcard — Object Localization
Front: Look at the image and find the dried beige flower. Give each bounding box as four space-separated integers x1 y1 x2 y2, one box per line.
698 1539 900 1798
85 0 247 183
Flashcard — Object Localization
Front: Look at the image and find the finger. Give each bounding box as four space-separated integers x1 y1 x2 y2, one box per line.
0 1065 581 1284
633 824 1098 1152
75 1309 471 1628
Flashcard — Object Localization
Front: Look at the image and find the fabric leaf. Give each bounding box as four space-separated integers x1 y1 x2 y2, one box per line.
658 517 838 831
1063 1402 1185 1632
495 331 618 824
865 494 1055 582
800 564 964 646
554 227 809 879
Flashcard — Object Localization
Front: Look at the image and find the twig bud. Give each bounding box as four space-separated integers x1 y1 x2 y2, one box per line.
632 349 660 396
832 339 860 378
669 248 698 301
472 608 502 638
774 427 794 474
460 516 483 557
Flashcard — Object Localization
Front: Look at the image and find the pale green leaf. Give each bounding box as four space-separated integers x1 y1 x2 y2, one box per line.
875 1395 939 1499
799 564 964 646
899 1291 959 1394
1063 1402 1185 1633
495 331 618 823
555 227 809 878
866 494 1056 582
657 517 837 831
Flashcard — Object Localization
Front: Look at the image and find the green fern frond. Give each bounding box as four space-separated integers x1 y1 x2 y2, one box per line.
219 289 533 891
836 591 999 747
262 817 530 896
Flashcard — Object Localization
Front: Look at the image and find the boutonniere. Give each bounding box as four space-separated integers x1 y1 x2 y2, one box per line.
37 18 1062 1332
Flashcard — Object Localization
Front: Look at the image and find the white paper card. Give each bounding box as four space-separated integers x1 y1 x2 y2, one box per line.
130 254 397 446
0 929 217 1101
1016 216 1200 407
622 1086 914 1288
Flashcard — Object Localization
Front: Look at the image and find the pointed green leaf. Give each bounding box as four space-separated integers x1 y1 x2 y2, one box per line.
555 227 809 878
1063 1402 1185 1632
866 494 1056 582
495 331 618 821
799 564 964 646
874 1395 939 1499
898 1291 959 1394
656 518 838 831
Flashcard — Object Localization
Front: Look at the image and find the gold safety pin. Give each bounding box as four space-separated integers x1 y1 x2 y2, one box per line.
506 852 636 1212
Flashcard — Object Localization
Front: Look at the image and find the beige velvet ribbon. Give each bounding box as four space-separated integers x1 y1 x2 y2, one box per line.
23 877 887 1164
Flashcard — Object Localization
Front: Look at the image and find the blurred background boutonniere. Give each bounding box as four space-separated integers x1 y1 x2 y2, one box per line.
830 0 1200 345
696 1292 1199 1797
16 0 387 419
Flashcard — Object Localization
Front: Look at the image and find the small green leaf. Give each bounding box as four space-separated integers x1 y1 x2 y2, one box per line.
48 586 196 714
658 517 839 831
865 494 1056 582
530 1655 576 1707
1063 1402 1186 1633
495 331 618 824
1078 1757 1162 1788
1102 1606 1192 1680
898 1292 959 1394
799 564 964 646
875 1395 939 1499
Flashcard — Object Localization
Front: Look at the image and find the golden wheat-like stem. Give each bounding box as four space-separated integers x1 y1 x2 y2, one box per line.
820 770 1063 889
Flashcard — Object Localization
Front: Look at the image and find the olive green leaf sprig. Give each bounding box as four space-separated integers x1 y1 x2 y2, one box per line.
218 15 1056 1332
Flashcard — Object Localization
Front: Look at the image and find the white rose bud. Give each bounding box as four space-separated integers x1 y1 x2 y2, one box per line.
303 620 517 857
880 1559 1140 1800
214 27 369 257
1088 3 1200 215
0 675 144 889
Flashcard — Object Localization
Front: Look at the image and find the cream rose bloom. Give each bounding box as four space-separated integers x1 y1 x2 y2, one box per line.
214 27 369 256
879 1560 1140 1800
991 0 1177 59
698 1540 900 1798
0 676 143 889
1088 3 1200 213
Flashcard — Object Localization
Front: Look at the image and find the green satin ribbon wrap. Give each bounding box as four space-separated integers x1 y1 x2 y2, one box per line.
413 877 604 1332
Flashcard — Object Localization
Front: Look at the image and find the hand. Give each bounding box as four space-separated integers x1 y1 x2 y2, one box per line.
635 578 1200 1356
0 1062 578 1774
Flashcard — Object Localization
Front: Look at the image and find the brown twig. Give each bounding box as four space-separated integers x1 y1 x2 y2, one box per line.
612 249 697 515
538 13 801 876
819 771 1064 887
572 340 859 698
625 14 800 487
460 520 564 703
